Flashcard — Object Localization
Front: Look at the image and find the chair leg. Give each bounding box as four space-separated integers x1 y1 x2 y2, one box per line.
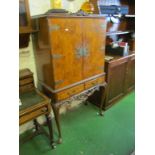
51 104 62 144
45 114 56 149
33 119 39 131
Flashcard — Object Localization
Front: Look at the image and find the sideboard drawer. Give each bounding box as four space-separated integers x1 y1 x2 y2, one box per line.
84 76 105 89
56 84 84 101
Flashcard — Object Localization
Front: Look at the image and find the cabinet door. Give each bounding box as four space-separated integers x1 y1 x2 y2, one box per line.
48 18 83 89
126 55 135 92
106 58 128 105
82 18 106 79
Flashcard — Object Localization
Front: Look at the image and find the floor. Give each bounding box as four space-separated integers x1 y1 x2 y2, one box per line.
20 92 135 155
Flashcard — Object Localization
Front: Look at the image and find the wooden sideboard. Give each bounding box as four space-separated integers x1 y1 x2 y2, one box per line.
105 54 135 108
87 54 135 109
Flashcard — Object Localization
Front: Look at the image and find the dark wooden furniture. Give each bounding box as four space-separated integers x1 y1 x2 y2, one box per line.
32 14 107 142
87 54 135 109
104 0 135 108
90 0 135 46
104 54 135 108
19 0 32 33
19 0 37 48
125 54 135 92
87 0 135 109
19 69 55 148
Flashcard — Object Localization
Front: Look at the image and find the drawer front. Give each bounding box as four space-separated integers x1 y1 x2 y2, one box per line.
19 77 33 86
19 106 48 125
84 76 105 89
56 84 84 101
19 83 34 94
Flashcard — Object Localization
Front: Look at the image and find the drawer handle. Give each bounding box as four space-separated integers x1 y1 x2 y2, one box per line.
41 107 48 113
72 90 76 93
67 90 76 96
91 82 96 86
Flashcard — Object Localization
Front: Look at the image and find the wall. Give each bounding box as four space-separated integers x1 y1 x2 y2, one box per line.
19 0 87 134
62 0 86 12
19 0 51 134
19 0 51 86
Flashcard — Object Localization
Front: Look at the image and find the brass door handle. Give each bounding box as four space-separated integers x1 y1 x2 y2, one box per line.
76 47 83 58
82 47 89 57
91 82 96 86
75 46 89 58
67 90 76 96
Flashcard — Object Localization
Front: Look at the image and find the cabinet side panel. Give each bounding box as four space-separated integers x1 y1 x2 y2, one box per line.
32 17 54 89
126 55 135 92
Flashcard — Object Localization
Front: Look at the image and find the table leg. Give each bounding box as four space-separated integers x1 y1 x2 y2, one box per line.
45 114 56 149
99 83 108 116
51 104 62 144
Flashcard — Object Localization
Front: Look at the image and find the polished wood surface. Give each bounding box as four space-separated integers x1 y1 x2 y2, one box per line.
19 69 51 125
87 54 135 109
105 54 135 108
32 16 108 142
19 69 35 94
84 76 105 90
19 0 36 48
82 18 106 79
105 56 128 106
19 69 56 148
55 84 84 101
125 54 135 92
33 15 106 103
48 18 83 89
19 89 51 125
19 0 32 33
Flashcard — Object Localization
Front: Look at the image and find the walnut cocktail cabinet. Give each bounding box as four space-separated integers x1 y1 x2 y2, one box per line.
32 15 107 142
33 15 106 101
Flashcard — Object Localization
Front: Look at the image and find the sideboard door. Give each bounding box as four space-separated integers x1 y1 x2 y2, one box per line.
82 18 106 79
48 18 83 89
125 55 135 92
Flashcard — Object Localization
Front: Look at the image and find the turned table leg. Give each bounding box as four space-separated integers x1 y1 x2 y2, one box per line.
51 104 62 144
45 114 56 149
33 119 39 131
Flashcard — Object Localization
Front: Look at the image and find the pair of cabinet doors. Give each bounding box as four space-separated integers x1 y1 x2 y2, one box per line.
38 17 107 90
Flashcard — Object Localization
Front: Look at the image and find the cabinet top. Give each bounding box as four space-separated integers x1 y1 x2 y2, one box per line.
105 53 135 63
32 13 106 19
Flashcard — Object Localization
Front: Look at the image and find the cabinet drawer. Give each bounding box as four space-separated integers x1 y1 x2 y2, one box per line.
19 83 34 94
56 84 84 101
19 77 33 86
84 76 105 89
20 106 48 125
